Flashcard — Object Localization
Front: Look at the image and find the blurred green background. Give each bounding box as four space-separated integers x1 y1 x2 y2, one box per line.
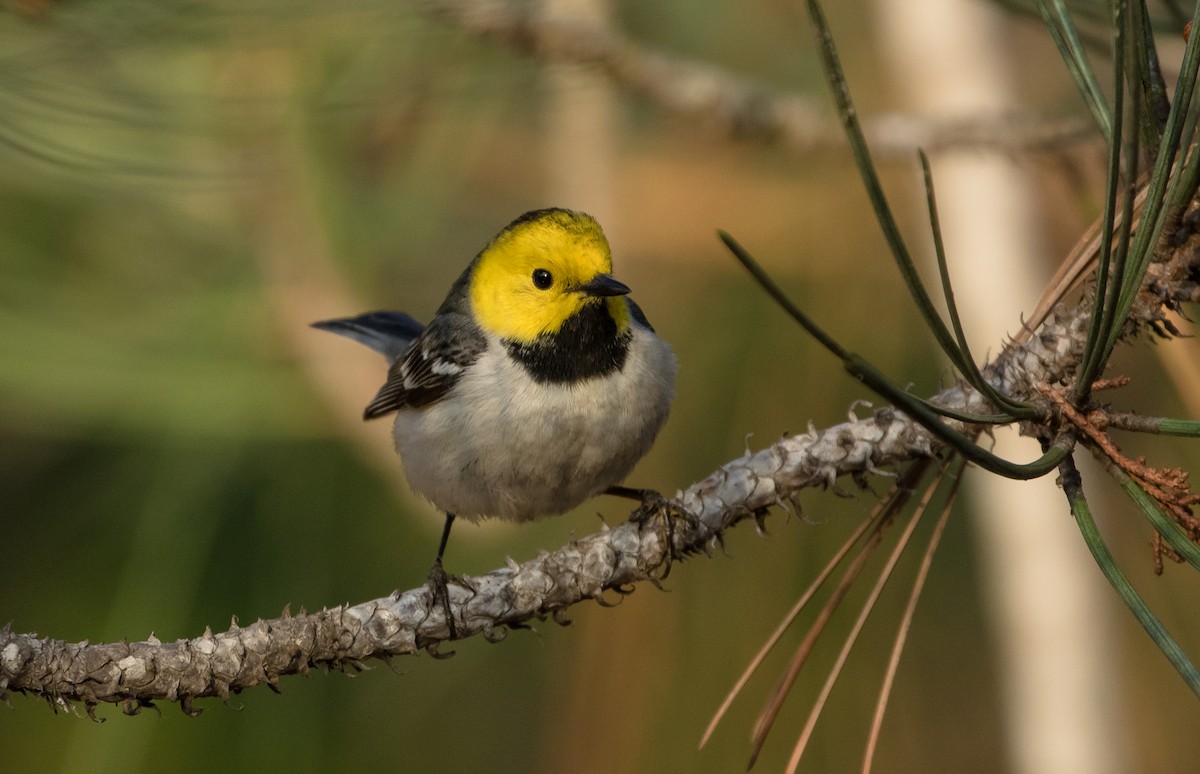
2 1 1198 772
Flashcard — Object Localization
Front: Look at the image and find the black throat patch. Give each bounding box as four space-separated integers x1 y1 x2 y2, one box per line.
505 301 631 384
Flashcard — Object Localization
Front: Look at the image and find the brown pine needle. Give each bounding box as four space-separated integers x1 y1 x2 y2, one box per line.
698 512 875 749
861 462 963 774
746 531 882 769
743 462 933 769
702 461 932 755
785 468 949 774
1019 187 1147 344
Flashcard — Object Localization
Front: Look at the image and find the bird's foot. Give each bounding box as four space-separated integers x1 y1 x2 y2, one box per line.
426 559 462 639
609 486 698 579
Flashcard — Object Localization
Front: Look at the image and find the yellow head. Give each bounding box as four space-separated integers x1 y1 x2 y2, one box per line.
469 209 632 343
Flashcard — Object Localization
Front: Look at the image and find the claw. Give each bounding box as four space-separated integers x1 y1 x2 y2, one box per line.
427 559 458 639
622 488 706 582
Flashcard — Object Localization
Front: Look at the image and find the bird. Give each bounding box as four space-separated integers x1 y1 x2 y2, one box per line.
313 208 676 635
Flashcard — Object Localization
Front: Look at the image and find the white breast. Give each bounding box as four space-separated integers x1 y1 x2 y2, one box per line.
392 324 675 522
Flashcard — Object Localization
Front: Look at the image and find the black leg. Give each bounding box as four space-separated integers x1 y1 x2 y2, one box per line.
428 513 458 638
435 512 456 564
605 485 669 516
604 485 651 501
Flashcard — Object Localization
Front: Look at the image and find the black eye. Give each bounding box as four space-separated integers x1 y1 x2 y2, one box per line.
532 268 553 290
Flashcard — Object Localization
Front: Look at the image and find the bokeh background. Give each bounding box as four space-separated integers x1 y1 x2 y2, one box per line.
2 1 1198 772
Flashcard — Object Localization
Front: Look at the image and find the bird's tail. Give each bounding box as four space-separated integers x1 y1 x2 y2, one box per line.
311 311 424 363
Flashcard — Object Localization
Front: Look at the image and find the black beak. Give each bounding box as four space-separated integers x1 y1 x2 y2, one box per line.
576 273 631 298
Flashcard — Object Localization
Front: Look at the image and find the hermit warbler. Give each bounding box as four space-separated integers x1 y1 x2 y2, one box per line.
314 208 676 631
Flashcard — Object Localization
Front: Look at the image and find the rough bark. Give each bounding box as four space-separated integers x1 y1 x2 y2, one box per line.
4 200 1197 717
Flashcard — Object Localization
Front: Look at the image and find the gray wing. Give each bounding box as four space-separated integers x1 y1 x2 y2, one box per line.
361 312 487 419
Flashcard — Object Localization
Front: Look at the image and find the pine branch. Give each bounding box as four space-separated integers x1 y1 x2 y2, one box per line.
4 190 1196 717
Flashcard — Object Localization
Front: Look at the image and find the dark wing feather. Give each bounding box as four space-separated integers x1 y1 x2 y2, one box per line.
311 311 425 361
363 312 486 419
626 298 656 333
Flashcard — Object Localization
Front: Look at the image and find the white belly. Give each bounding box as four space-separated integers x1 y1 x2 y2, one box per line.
392 326 674 522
